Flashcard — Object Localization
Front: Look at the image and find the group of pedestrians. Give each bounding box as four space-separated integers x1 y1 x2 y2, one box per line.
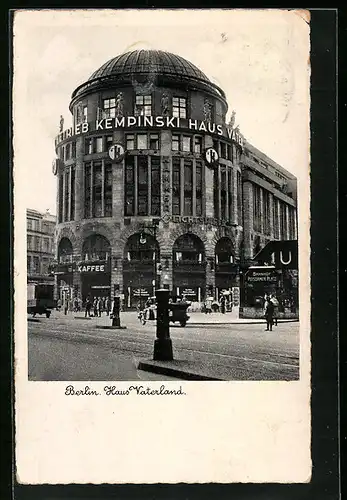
203 294 231 314
84 296 111 318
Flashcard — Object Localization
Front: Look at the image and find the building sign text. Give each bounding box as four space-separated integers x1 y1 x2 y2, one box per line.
55 116 244 147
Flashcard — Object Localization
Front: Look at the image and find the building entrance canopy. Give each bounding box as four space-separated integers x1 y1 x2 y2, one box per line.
253 240 298 270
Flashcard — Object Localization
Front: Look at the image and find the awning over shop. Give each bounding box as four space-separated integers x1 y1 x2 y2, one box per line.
253 240 298 270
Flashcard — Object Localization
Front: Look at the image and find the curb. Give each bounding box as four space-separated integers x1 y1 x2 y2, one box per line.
186 320 299 326
95 325 127 330
137 361 222 381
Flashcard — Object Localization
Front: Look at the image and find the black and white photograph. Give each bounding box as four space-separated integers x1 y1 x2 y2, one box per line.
13 9 311 484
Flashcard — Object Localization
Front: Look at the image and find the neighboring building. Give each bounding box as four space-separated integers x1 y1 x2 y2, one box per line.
27 209 56 283
241 142 297 262
52 49 297 309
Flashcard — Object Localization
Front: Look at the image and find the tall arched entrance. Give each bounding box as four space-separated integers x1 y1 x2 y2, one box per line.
214 237 237 299
123 232 160 310
57 238 74 302
80 234 111 301
172 233 206 302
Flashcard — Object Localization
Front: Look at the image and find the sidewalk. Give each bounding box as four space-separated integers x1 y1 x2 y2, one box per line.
185 312 298 325
137 346 299 381
63 310 297 326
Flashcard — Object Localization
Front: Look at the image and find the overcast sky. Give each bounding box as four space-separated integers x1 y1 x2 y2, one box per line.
13 9 310 215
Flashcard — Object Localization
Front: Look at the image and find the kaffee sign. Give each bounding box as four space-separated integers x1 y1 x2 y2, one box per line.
55 116 244 147
77 262 109 273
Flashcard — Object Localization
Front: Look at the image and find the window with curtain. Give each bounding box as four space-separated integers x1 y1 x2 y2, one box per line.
84 163 91 218
196 161 203 216
228 167 233 221
151 157 161 216
126 134 135 150
137 156 148 215
172 134 179 151
70 166 75 221
172 158 181 215
213 168 219 219
182 136 191 152
58 175 64 222
184 160 193 215
124 156 135 216
194 136 202 153
172 97 187 118
103 98 116 118
64 169 69 221
93 162 103 218
104 163 113 217
135 95 152 116
137 134 148 150
220 169 227 219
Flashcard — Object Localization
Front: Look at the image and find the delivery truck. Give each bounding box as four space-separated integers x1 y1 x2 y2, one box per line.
27 282 55 317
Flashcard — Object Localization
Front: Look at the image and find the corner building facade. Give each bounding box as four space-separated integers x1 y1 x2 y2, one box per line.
53 50 297 309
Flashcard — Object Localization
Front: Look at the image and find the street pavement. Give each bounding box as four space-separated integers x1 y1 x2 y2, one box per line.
28 310 300 381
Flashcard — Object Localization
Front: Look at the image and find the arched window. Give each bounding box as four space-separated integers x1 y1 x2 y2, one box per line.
58 238 73 263
82 234 111 261
215 237 234 264
124 233 159 263
173 234 204 263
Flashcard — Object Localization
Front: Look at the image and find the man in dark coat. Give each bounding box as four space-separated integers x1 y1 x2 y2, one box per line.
264 298 275 331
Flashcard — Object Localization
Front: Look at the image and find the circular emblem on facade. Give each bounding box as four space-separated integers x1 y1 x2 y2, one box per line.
204 147 219 166
108 144 125 162
52 159 58 175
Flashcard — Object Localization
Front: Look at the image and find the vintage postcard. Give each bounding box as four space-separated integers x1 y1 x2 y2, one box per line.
13 9 311 484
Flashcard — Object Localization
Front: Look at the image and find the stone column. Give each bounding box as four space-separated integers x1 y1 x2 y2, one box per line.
205 135 214 218
217 165 221 219
205 257 215 297
160 130 172 218
72 270 82 298
225 166 229 221
75 136 84 221
192 160 197 217
62 172 66 223
286 204 290 240
233 167 238 225
269 193 274 239
68 167 72 222
110 256 123 302
242 181 254 260
259 187 264 234
276 199 281 239
112 130 124 220
294 207 298 240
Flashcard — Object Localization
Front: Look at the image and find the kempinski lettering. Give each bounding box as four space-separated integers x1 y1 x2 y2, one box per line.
55 116 244 146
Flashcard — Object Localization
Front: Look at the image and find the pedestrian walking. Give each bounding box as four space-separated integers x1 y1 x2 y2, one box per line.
105 296 111 316
73 297 79 312
93 297 98 317
204 296 213 314
85 297 92 317
270 294 279 326
220 295 226 314
64 297 69 315
97 297 103 317
264 297 275 331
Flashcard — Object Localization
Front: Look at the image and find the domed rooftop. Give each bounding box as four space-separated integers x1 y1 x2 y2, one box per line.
71 49 226 105
88 50 211 84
